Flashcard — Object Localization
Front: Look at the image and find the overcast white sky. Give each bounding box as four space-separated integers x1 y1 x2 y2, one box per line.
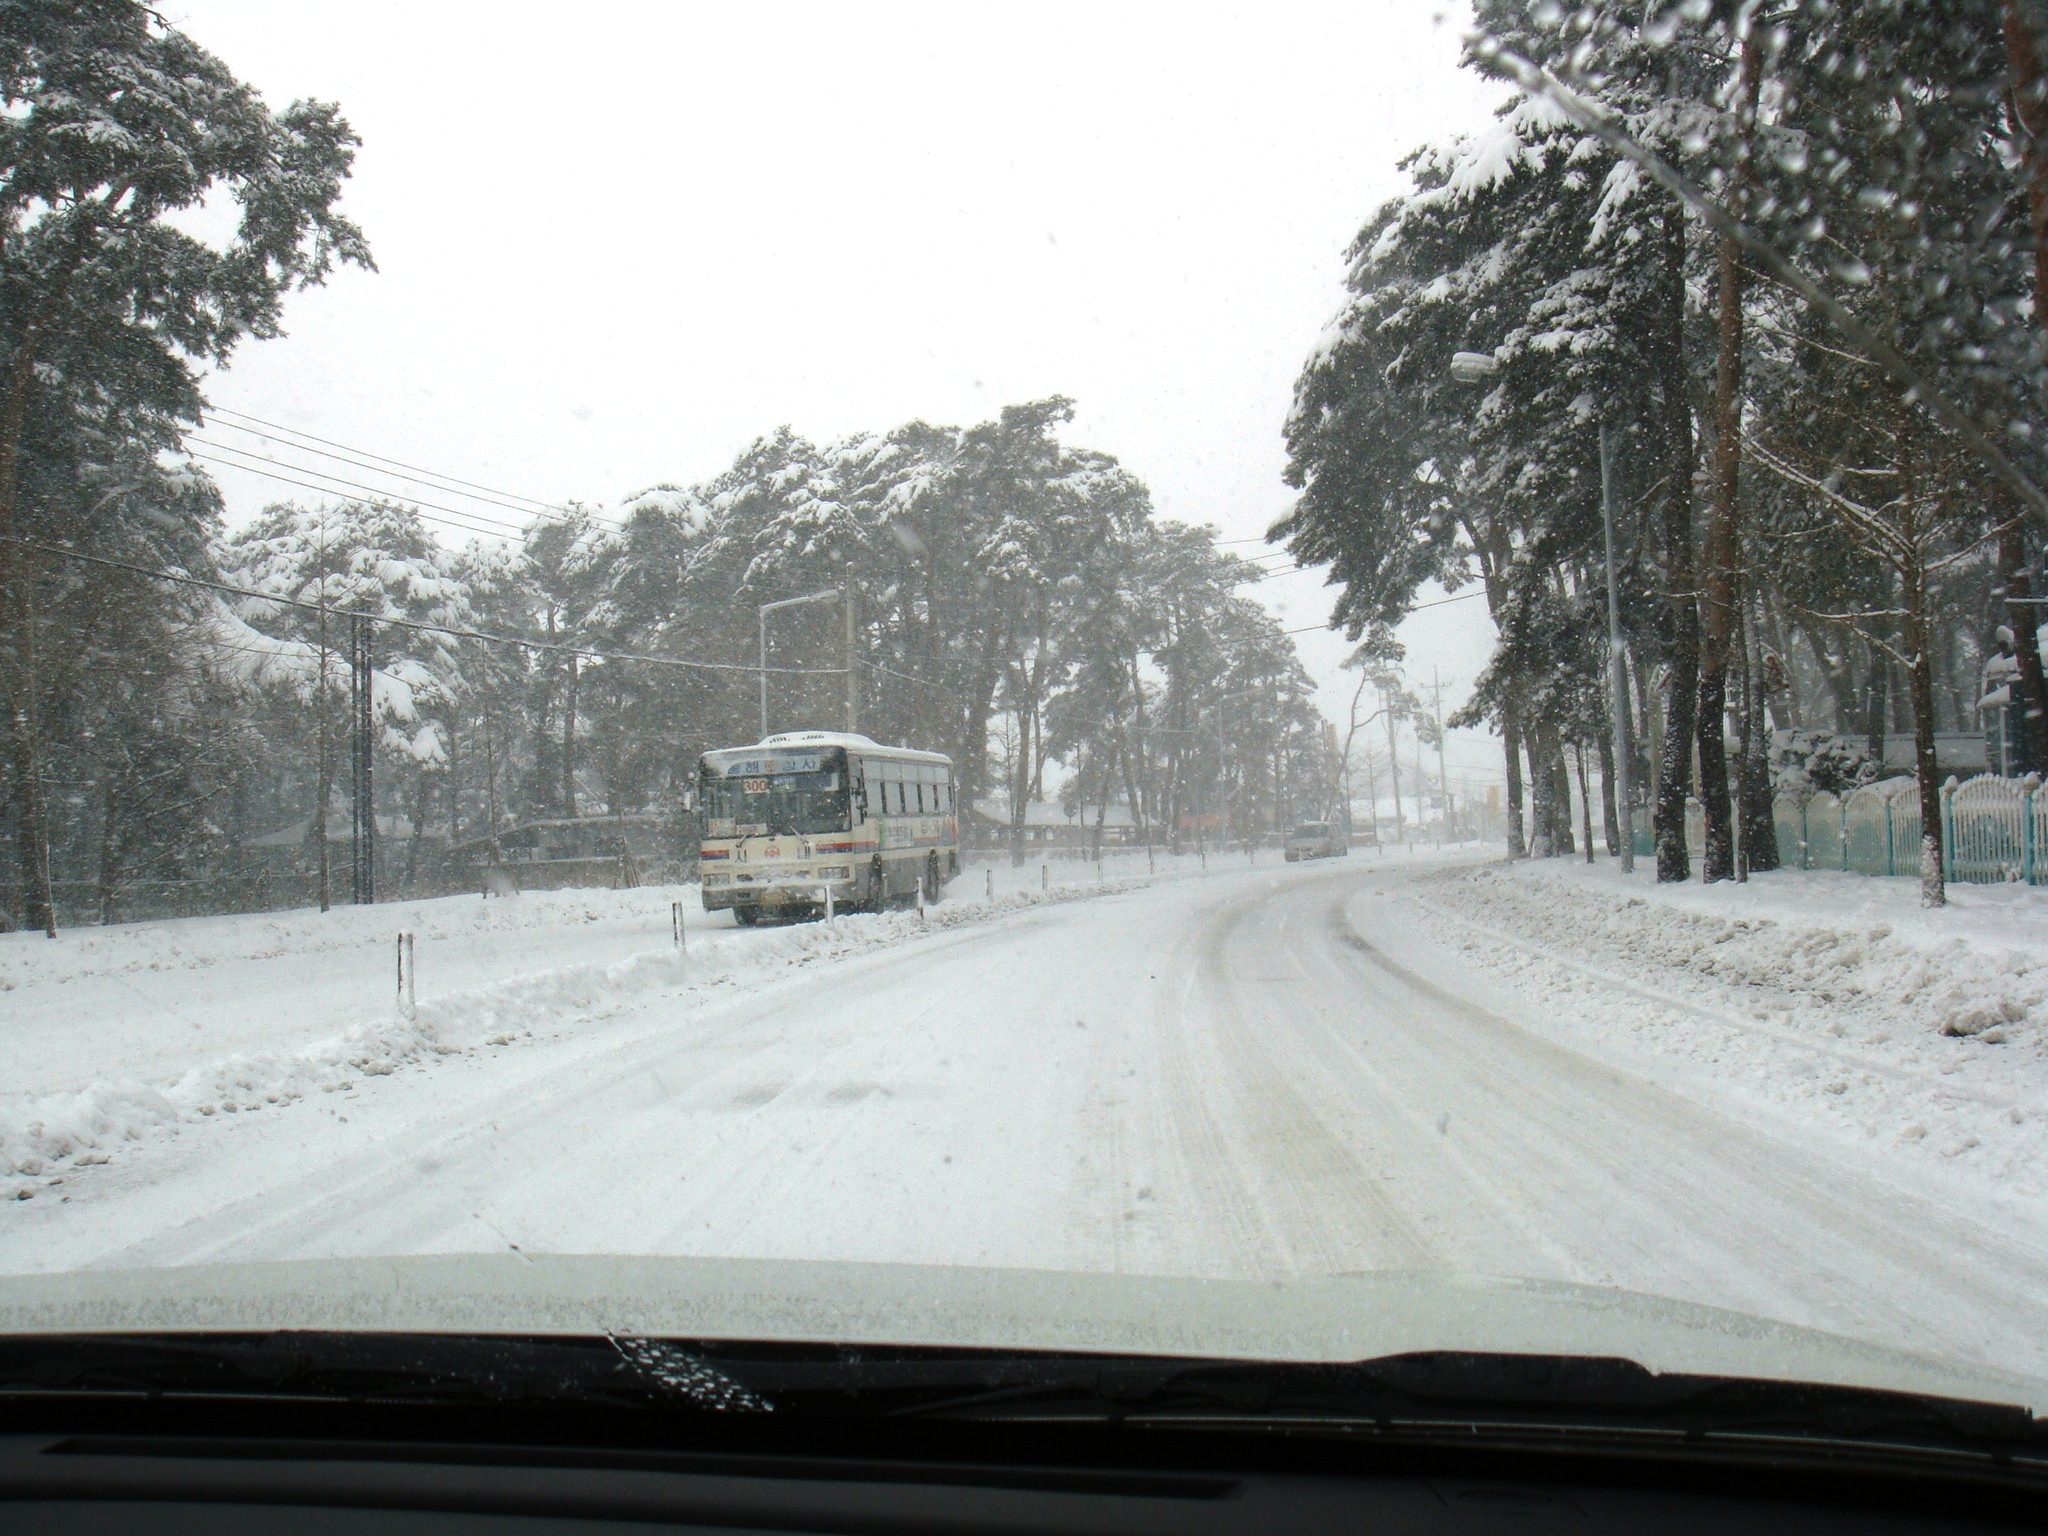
167 0 1510 792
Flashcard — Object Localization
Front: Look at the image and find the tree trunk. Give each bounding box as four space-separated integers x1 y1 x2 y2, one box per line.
1656 201 1699 884
1697 29 1762 884
1998 511 2048 774
1528 722 1556 858
1598 728 1621 856
4 615 54 936
95 771 126 927
1501 697 1527 858
1741 599 1780 872
1902 553 1946 907
1575 742 1595 864
1865 634 1890 767
2005 0 2048 354
1548 730 1575 856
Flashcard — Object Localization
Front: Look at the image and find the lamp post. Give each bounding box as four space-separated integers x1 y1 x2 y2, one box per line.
757 588 844 739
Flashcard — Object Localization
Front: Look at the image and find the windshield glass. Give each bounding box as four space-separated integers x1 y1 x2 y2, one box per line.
701 764 849 837
7 0 2048 1423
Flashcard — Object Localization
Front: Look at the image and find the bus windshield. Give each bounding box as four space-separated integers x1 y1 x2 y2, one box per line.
701 755 850 837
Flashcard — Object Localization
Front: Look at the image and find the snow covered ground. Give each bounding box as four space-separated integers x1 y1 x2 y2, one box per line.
0 847 1244 1187
1402 860 2048 1217
6 846 2047 1387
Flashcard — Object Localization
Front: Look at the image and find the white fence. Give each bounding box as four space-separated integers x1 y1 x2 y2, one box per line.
1773 773 2045 882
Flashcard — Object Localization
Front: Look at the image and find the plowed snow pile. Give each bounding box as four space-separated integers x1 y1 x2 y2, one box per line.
1408 860 2048 1210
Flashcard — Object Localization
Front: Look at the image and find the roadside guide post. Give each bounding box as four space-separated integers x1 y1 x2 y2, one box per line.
395 932 415 1018
671 900 685 952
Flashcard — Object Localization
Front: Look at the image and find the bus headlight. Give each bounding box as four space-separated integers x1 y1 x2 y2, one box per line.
702 873 731 886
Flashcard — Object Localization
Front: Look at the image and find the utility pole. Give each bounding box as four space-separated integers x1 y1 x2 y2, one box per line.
844 587 857 733
1601 421 1635 873
1427 668 1451 844
349 611 375 904
315 513 330 913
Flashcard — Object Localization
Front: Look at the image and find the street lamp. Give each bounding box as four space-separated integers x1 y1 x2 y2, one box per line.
757 588 850 740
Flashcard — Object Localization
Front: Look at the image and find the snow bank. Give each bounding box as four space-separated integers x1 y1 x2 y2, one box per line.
1406 860 2048 1206
0 876 1142 1194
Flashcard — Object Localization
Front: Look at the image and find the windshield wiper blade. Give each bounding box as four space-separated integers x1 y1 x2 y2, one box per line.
6 1337 2040 1463
0 1333 770 1415
886 1351 2045 1457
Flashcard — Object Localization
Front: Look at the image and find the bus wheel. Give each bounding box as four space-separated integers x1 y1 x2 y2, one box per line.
734 906 759 927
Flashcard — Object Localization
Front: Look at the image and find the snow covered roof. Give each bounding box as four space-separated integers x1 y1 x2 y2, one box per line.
713 730 952 764
761 731 881 749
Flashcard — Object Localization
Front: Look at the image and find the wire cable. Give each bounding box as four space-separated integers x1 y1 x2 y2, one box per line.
9 537 848 677
206 405 620 530
188 445 543 544
1281 587 1488 635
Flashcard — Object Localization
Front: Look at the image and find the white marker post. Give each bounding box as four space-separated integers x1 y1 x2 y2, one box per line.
396 932 416 1018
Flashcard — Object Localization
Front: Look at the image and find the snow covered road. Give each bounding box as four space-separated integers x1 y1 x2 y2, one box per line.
9 856 2048 1381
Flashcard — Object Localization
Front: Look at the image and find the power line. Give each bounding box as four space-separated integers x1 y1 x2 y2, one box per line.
1282 587 1489 635
866 659 953 692
207 406 620 531
195 429 571 538
9 538 847 678
187 449 545 545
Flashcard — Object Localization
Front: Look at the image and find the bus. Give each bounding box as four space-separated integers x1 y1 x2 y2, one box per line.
697 731 959 924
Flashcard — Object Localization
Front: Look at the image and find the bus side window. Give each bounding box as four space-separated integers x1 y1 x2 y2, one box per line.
850 760 868 821
914 773 928 815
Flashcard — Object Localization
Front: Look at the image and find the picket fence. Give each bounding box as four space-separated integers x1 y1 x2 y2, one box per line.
1771 773 2048 883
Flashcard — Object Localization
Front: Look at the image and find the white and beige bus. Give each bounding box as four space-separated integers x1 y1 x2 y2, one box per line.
696 731 959 924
